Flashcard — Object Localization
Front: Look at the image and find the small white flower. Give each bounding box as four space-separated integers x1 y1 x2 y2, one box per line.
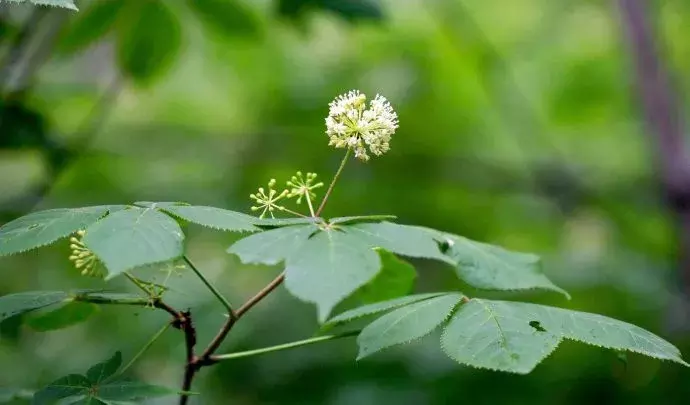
325 90 398 161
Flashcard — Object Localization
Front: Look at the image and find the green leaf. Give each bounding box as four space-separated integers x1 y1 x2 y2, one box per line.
442 234 569 298
187 0 261 39
329 215 397 225
0 387 33 402
441 299 560 374
0 206 123 256
357 293 464 359
227 224 317 266
325 293 448 326
57 0 124 55
116 0 182 85
26 302 98 332
96 380 177 402
352 250 416 304
29 0 78 10
0 291 69 322
343 222 453 264
253 217 321 227
160 205 259 233
82 208 185 278
32 374 91 405
441 299 688 374
284 229 382 322
86 352 122 384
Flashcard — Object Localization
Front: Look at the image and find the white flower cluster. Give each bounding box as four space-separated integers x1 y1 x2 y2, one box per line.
325 90 398 161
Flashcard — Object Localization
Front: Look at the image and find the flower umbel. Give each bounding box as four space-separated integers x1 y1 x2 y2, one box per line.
250 179 289 218
286 171 324 204
325 90 398 161
69 230 103 277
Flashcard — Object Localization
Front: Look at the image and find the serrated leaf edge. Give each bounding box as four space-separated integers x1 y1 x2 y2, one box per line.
356 293 465 360
158 206 260 233
0 206 125 257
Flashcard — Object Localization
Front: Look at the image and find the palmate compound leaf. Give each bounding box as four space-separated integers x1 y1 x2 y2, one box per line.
441 299 689 374
0 205 125 257
440 232 569 298
357 293 464 359
285 229 382 322
82 207 185 278
33 352 176 405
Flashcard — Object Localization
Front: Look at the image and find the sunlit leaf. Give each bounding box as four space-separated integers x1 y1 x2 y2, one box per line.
357 293 463 359
0 206 123 257
26 302 98 332
284 229 381 322
82 208 185 278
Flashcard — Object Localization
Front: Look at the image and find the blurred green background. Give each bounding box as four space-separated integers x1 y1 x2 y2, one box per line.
2 0 690 403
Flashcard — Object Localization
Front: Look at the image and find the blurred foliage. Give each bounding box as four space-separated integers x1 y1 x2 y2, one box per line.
1 0 690 404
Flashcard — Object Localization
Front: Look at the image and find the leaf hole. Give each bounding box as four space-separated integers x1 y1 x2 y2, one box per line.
529 320 546 332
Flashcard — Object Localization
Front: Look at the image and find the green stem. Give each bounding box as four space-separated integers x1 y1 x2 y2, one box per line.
183 255 235 314
72 293 150 307
125 272 154 296
305 190 316 217
278 206 310 218
316 148 351 216
211 330 359 361
117 322 171 377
